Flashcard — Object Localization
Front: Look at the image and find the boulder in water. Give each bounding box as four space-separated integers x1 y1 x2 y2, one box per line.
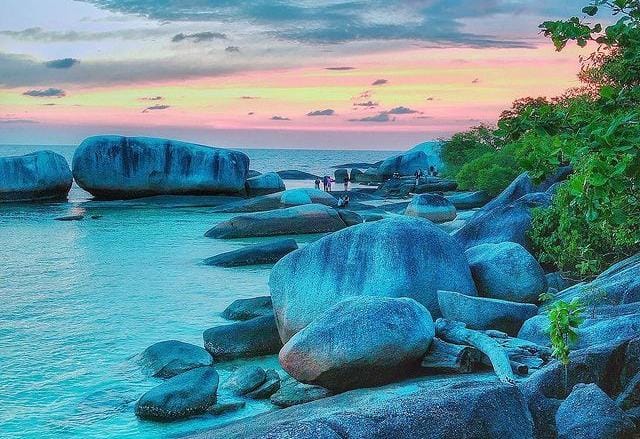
203 239 298 267
204 204 347 239
72 136 249 199
405 193 457 223
279 296 435 391
269 216 476 341
222 365 266 395
0 150 72 202
134 366 219 421
203 315 282 360
437 290 538 336
246 369 281 399
334 168 348 183
270 377 333 408
222 296 273 321
465 242 547 303
245 172 285 196
139 340 213 378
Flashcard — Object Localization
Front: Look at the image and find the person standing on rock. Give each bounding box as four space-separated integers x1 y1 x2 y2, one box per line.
322 175 329 191
415 169 422 187
327 177 333 192
315 178 321 190
343 175 349 192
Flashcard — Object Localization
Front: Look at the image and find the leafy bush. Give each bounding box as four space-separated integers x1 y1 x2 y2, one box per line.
455 148 521 197
440 125 499 174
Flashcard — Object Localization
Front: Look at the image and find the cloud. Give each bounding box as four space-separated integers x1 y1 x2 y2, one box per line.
306 109 335 116
371 79 388 86
353 101 378 107
171 32 227 43
0 118 39 124
325 66 355 70
271 115 291 120
387 106 418 114
44 58 80 69
23 88 66 97
141 96 163 101
225 46 240 52
142 104 170 113
349 113 392 122
0 26 170 42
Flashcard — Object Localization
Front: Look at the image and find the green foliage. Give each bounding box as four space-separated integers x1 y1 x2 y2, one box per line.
547 299 585 366
440 125 499 173
455 147 521 197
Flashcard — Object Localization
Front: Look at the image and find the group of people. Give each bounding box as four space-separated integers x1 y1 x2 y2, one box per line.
315 175 350 192
413 166 439 185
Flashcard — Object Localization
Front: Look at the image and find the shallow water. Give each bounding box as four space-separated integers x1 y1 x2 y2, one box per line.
0 144 397 438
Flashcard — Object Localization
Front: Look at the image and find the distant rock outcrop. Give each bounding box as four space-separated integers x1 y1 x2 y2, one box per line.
0 150 72 202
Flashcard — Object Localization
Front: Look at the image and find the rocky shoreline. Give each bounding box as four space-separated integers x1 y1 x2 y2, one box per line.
2 135 639 438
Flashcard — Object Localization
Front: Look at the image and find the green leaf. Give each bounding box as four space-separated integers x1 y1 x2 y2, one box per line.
582 5 598 16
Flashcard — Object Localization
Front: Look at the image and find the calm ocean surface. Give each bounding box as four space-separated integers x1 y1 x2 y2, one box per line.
0 144 397 438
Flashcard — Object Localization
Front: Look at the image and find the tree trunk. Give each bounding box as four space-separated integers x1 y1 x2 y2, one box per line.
421 338 482 373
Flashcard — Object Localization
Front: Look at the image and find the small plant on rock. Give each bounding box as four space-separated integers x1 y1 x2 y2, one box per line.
547 298 585 395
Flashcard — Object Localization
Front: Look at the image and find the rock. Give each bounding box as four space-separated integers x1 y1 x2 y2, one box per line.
246 369 281 399
280 188 337 207
204 204 347 239
481 172 536 213
245 172 285 196
207 399 245 416
556 383 634 439
334 168 348 182
0 150 72 202
276 170 319 180
465 242 547 303
223 366 266 395
222 296 273 321
269 216 477 342
139 340 213 378
203 315 282 361
54 215 84 221
248 170 262 178
361 167 383 184
375 177 415 197
90 215 103 219
445 191 490 209
616 371 640 410
270 377 333 408
545 272 577 292
377 150 439 178
350 168 363 182
279 297 435 391
134 366 219 421
203 239 298 267
360 213 384 222
336 209 363 226
414 177 458 193
405 193 457 223
437 290 538 336
72 135 249 199
193 375 534 438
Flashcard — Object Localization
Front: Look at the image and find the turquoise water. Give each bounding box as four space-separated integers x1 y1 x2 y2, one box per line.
0 144 396 438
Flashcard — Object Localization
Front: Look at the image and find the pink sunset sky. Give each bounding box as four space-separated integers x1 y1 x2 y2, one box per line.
0 0 588 149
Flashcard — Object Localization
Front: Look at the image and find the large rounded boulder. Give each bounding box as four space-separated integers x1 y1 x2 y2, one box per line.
405 193 457 223
465 242 547 303
280 188 337 207
245 172 285 196
138 340 213 378
134 366 219 421
269 216 477 341
377 150 437 178
279 296 435 391
0 150 72 202
72 136 249 199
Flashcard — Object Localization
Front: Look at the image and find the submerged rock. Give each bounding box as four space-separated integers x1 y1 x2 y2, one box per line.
279 297 435 391
139 340 213 378
270 377 333 408
204 204 347 239
203 239 298 267
223 366 266 395
222 296 273 321
54 215 84 221
203 315 282 361
134 366 219 421
245 172 285 196
0 150 72 202
269 216 476 341
437 290 538 336
556 383 634 439
72 136 249 199
465 242 547 303
405 193 456 223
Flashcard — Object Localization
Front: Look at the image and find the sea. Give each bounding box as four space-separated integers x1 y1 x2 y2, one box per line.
0 144 400 438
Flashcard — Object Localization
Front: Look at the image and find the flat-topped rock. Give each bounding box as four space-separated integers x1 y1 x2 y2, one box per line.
205 204 347 239
245 172 285 196
72 136 249 199
405 193 457 223
203 316 282 361
138 340 213 378
0 150 72 202
222 296 273 321
269 216 477 342
437 290 538 336
203 239 298 267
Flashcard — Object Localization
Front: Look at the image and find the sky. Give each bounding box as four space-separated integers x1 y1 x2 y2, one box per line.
0 0 588 149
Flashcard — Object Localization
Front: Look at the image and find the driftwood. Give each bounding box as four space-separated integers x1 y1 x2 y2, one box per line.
435 319 517 384
421 338 482 373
